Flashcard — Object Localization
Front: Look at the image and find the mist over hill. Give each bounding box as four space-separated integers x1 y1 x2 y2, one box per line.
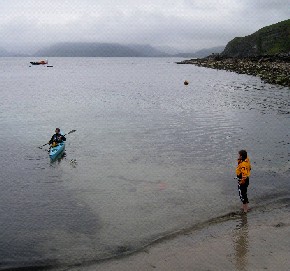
3 16 288 60
33 42 170 57
0 47 30 57
174 46 225 58
0 42 224 58
31 42 225 58
0 47 13 57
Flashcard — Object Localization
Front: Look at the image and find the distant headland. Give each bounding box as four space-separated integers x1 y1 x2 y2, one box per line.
177 19 290 87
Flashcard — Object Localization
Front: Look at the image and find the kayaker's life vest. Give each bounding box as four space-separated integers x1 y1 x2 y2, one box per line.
49 132 66 145
52 134 63 143
236 157 251 184
51 142 58 147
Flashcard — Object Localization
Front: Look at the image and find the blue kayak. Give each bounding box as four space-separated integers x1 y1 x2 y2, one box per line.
49 142 65 160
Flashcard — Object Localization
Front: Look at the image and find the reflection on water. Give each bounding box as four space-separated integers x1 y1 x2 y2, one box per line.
233 215 249 271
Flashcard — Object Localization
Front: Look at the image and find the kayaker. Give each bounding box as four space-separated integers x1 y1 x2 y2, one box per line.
49 128 66 147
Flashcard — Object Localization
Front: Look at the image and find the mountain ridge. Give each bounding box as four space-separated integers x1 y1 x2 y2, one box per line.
0 43 225 58
33 42 171 57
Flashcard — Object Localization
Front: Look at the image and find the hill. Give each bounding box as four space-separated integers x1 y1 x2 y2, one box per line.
0 47 12 57
34 42 169 57
0 47 30 57
34 43 226 58
174 46 225 58
126 44 170 57
1 43 225 58
222 19 290 57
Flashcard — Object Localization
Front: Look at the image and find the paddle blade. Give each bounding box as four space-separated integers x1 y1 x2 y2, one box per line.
67 129 76 135
38 142 49 149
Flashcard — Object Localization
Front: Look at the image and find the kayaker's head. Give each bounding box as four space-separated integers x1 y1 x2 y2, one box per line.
55 128 61 134
238 149 247 161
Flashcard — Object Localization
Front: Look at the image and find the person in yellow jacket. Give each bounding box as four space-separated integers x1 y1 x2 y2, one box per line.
236 149 251 213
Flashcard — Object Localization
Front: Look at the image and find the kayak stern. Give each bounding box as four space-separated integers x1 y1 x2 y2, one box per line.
49 142 65 160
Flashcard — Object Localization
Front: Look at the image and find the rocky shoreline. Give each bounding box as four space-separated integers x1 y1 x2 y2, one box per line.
177 54 290 87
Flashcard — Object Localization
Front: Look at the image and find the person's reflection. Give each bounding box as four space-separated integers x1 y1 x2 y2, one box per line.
233 214 249 271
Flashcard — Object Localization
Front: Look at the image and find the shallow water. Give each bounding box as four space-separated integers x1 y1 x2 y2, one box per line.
0 57 289 270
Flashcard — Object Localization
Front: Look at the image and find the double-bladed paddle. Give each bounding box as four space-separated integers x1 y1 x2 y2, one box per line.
38 129 76 149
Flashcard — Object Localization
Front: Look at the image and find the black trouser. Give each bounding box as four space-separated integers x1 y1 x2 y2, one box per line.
238 178 249 204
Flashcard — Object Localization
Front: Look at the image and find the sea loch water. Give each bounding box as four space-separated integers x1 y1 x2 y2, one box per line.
0 57 289 270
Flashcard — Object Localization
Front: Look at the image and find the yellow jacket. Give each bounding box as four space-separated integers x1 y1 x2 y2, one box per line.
236 158 251 184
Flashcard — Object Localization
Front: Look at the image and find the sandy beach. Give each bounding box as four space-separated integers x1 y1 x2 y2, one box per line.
63 197 290 271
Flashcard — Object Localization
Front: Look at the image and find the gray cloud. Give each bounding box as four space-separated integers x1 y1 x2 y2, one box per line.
0 0 289 53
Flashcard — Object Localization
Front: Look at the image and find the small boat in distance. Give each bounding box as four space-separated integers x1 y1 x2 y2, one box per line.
30 59 48 65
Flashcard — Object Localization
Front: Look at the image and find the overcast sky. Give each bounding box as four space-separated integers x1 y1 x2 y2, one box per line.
0 0 289 53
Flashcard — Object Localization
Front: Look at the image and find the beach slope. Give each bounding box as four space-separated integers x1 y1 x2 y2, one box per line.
67 199 290 271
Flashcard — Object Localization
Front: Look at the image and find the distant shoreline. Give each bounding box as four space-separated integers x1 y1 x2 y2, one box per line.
177 55 290 87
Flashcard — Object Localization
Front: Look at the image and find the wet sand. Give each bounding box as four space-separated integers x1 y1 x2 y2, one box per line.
66 198 290 271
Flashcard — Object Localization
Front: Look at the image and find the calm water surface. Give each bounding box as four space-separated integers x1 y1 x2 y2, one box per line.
0 57 289 270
